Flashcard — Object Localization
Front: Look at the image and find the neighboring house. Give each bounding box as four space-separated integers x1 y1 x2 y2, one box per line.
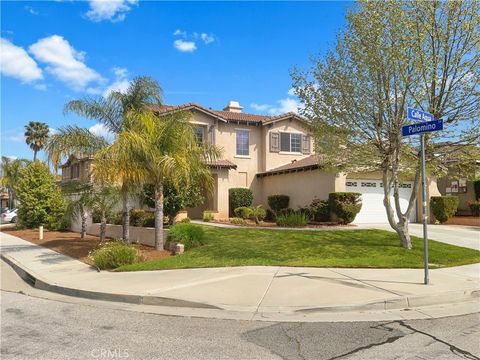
60 155 93 184
61 100 442 224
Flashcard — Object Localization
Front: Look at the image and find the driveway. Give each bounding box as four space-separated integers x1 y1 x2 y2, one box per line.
364 223 480 250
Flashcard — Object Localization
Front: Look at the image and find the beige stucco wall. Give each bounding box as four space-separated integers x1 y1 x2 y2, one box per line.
87 223 168 248
437 177 476 214
258 169 338 209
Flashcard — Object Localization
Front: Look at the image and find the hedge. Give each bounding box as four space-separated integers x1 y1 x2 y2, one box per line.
430 196 459 223
229 188 253 216
166 224 205 251
267 195 290 213
328 192 362 224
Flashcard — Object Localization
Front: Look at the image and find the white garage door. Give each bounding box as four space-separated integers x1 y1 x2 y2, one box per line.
346 179 416 224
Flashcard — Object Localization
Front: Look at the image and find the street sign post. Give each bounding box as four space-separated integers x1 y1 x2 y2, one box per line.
403 108 443 285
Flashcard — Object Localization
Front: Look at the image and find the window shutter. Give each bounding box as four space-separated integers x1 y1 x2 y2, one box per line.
270 132 280 152
302 135 310 154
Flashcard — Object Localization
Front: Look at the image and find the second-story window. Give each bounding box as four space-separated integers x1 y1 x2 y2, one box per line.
71 163 80 179
194 126 204 144
236 130 249 156
280 132 302 153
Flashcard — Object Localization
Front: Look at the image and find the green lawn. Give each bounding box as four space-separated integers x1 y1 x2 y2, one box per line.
117 227 480 271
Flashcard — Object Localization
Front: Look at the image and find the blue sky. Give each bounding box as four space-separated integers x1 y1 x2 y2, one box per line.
1 1 349 161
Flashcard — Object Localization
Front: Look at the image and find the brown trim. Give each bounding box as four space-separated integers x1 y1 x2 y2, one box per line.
256 164 319 178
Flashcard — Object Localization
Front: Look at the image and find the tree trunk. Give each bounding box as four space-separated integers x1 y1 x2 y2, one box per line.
33 149 37 161
395 219 412 249
100 211 106 243
154 184 164 251
122 196 130 244
80 211 87 240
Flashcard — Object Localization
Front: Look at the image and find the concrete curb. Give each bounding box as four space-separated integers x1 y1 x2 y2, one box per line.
2 252 478 316
0 254 220 310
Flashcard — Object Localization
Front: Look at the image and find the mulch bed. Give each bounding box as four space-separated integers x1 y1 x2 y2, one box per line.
2 228 171 264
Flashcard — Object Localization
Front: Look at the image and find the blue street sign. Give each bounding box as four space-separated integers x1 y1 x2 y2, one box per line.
407 107 434 122
402 119 443 137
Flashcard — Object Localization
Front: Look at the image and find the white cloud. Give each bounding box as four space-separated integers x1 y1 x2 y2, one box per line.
89 123 114 141
49 127 58 135
25 6 39 15
29 35 104 90
173 39 197 53
250 90 301 116
85 0 138 23
7 132 25 143
173 29 186 37
287 88 296 96
0 38 43 83
102 67 130 97
201 33 215 44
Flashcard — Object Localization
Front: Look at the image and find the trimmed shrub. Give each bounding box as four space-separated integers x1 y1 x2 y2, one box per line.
310 198 330 222
276 212 308 227
129 209 155 227
229 188 253 216
203 211 214 222
329 192 362 224
230 217 246 225
234 206 252 219
298 207 312 220
469 200 480 217
143 216 155 227
267 195 290 213
166 224 205 251
430 196 459 223
250 205 267 224
180 217 191 223
90 241 142 270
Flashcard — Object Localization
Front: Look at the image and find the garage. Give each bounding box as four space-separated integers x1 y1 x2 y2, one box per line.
346 179 416 224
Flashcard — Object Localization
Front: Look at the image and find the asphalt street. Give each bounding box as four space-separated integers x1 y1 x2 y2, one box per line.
1 260 479 360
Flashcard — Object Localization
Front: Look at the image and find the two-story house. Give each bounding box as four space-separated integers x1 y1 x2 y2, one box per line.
61 100 442 223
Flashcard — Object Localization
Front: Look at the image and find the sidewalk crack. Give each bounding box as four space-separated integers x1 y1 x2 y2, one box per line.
251 267 280 320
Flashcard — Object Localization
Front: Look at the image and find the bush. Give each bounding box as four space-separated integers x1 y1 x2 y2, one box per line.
180 217 191 223
230 217 246 225
430 196 459 223
276 212 308 227
15 161 67 230
277 208 295 217
89 241 142 270
229 188 253 216
129 209 155 227
166 224 205 251
250 205 267 224
469 200 480 217
265 208 276 221
267 195 290 213
234 206 252 219
329 192 362 224
310 198 330 222
203 211 214 222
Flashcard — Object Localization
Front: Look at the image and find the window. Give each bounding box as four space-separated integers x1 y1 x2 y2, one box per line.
280 132 302 153
194 126 204 144
236 130 249 156
71 164 80 179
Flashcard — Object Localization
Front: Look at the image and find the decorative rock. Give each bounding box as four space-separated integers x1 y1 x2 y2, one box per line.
174 243 184 255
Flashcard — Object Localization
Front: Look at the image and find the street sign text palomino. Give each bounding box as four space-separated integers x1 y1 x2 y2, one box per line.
402 119 443 137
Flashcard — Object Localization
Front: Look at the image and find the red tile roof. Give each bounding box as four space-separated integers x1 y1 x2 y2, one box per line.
206 159 237 169
257 155 322 177
150 103 306 125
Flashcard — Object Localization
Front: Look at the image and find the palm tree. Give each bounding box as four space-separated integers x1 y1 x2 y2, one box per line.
63 182 95 240
25 121 50 161
0 157 30 208
91 186 120 243
111 110 222 250
58 76 163 242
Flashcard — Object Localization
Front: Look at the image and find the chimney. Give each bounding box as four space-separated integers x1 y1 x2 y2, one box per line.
223 101 243 113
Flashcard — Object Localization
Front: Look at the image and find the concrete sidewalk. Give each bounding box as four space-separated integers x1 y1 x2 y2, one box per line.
1 231 479 322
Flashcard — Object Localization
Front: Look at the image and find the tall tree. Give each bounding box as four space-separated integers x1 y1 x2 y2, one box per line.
61 76 163 242
292 1 479 248
0 157 30 208
25 121 50 161
62 182 96 240
107 110 222 250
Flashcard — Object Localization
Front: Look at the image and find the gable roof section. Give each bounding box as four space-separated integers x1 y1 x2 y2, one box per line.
150 103 308 126
256 155 322 177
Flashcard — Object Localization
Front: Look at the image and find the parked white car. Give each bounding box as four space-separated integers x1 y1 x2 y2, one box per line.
1 209 17 223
